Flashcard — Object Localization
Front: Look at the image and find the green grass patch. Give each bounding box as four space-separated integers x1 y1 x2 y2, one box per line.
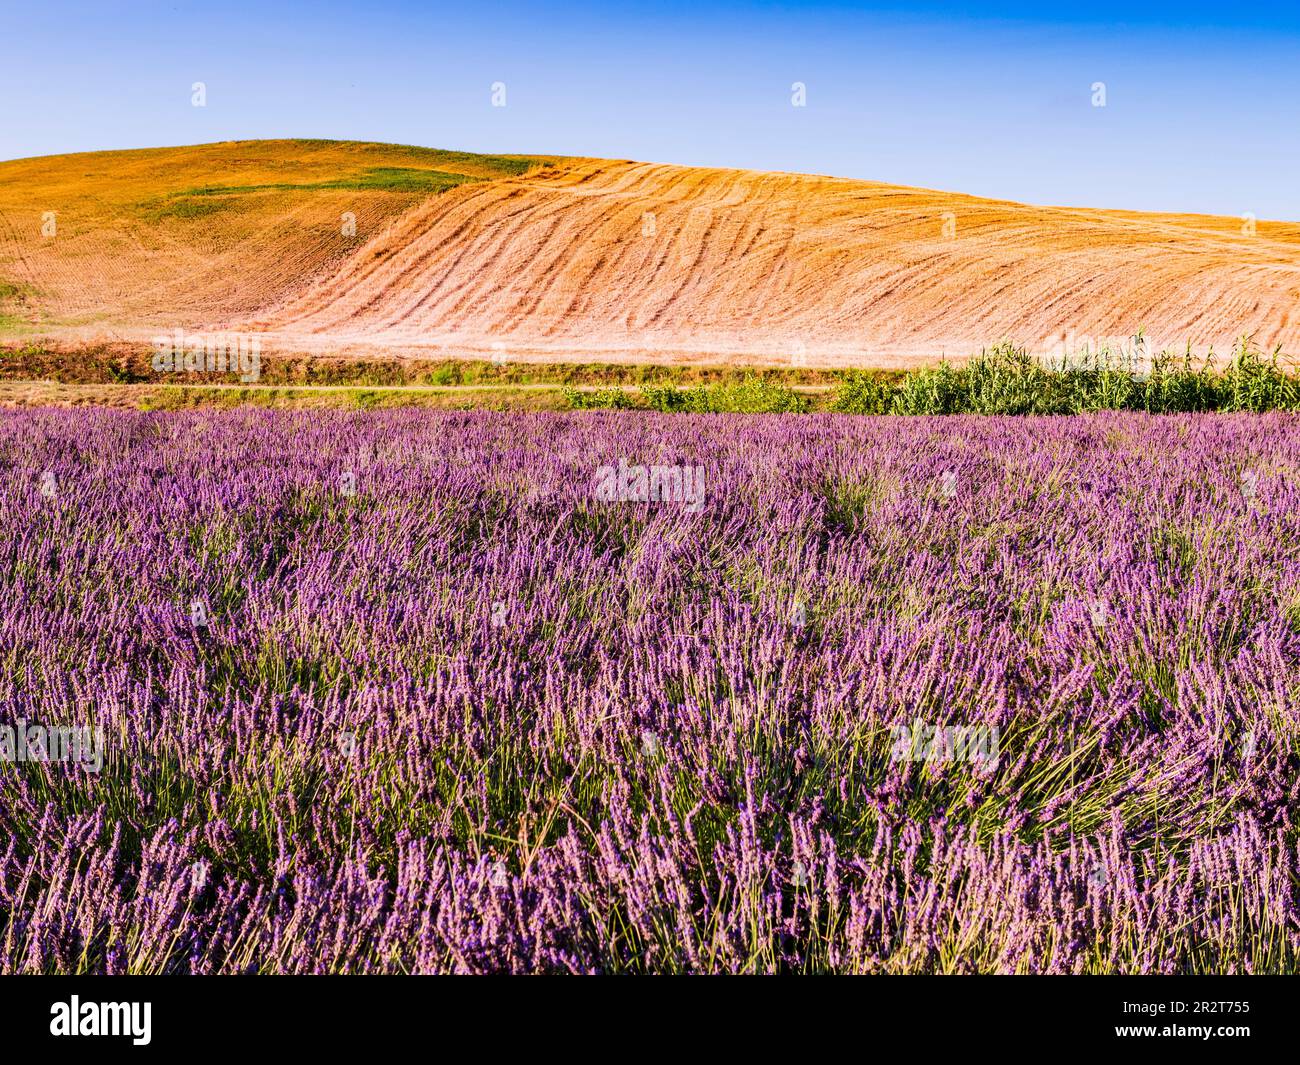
284 140 543 176
172 167 481 197
147 198 238 221
565 375 810 413
142 167 488 223
0 279 37 332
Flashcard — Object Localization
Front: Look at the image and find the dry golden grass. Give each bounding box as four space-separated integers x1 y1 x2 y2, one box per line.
2 141 1298 367
0 139 549 332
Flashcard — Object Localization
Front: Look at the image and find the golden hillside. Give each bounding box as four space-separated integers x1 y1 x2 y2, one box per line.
0 139 548 334
3 140 1298 366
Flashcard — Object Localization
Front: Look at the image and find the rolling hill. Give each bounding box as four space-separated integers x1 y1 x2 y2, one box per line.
2 139 1298 366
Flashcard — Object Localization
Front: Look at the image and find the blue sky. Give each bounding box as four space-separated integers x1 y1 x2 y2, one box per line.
4 1 1298 218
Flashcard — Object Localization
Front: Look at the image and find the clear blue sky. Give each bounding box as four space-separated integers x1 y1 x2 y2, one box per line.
4 1 1298 218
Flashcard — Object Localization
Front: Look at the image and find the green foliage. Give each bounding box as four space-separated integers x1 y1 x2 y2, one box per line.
147 198 240 221
831 339 1300 416
171 168 479 199
564 375 809 413
642 375 809 413
890 362 967 415
1138 349 1221 413
829 371 892 414
562 386 637 410
146 167 487 222
350 389 385 409
289 141 542 176
958 345 1064 414
1220 341 1296 412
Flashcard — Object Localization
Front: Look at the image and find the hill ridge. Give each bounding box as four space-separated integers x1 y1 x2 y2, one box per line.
2 140 1297 366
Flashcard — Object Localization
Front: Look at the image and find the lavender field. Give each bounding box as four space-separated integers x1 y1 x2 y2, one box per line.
2 406 1299 974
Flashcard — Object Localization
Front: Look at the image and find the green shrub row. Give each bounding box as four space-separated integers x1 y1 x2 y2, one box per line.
832 340 1300 415
563 340 1300 416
